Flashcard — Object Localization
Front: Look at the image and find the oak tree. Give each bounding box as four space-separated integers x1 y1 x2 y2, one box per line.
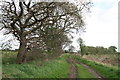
0 0 92 64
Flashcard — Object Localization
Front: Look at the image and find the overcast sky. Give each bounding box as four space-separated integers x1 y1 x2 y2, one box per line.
0 0 119 51
72 0 118 51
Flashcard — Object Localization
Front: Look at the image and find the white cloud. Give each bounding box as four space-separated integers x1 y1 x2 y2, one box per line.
92 0 118 3
81 0 118 50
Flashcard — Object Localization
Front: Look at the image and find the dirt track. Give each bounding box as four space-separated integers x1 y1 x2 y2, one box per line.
77 61 105 80
67 59 77 79
68 58 105 80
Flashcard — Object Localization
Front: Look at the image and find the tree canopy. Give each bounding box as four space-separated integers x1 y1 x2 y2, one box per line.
0 0 92 64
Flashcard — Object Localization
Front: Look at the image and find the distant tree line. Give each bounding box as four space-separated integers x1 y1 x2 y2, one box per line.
81 46 117 55
77 38 118 56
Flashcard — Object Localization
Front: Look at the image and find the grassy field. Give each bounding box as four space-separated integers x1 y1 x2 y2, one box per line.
2 51 17 64
3 58 70 78
2 52 71 78
2 51 119 78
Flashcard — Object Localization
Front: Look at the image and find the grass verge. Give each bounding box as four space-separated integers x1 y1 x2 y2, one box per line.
76 63 96 78
2 53 70 78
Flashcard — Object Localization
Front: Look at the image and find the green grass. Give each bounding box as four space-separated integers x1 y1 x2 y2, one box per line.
76 63 96 78
2 51 17 64
2 53 71 78
73 55 119 78
0 52 2 80
2 51 119 78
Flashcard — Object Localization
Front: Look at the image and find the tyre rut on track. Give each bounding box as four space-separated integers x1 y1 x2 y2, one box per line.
67 58 106 80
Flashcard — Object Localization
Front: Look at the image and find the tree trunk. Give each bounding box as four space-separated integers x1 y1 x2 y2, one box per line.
17 36 27 64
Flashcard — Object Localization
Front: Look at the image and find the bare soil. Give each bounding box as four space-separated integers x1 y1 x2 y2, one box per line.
67 58 77 79
83 55 119 66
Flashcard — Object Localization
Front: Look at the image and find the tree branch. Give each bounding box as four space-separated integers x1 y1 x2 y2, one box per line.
25 21 43 35
19 2 23 17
